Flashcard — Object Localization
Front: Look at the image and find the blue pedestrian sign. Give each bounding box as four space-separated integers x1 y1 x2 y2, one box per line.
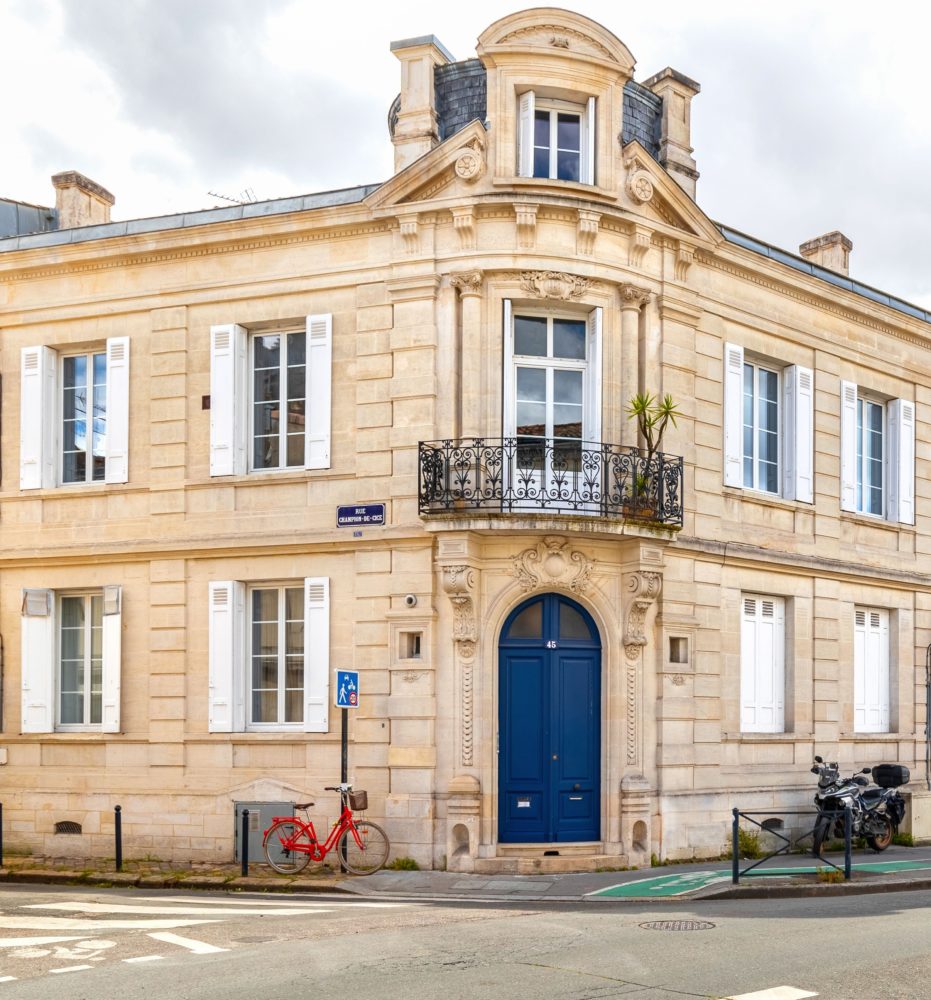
335 670 360 709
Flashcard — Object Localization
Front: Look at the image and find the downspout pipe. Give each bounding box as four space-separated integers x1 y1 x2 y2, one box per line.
925 643 931 791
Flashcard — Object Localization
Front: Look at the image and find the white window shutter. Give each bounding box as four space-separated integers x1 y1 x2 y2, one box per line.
585 307 603 443
740 596 785 734
888 398 915 525
208 581 245 732
503 300 514 435
582 96 596 185
209 324 247 477
723 342 744 487
101 585 122 733
304 577 330 733
855 607 889 733
20 346 57 490
840 380 858 512
21 589 54 733
517 91 535 176
104 337 131 484
784 365 814 503
305 314 333 470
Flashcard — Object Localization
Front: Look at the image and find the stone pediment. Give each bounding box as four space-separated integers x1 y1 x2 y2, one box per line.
622 140 723 247
365 120 488 212
477 9 635 76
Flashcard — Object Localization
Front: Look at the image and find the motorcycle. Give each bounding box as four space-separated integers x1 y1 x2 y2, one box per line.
810 756 909 854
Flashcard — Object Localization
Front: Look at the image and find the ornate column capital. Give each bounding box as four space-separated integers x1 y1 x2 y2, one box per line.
449 270 483 297
618 282 652 311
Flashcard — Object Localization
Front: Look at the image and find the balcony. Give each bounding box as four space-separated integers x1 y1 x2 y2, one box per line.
418 438 683 527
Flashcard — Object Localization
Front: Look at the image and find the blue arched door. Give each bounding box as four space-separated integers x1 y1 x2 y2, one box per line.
498 593 601 843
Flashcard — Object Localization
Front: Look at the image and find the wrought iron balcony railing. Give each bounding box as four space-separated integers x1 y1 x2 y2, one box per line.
419 438 684 526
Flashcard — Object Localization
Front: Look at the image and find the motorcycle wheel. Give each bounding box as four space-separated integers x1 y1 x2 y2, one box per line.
866 814 893 852
813 814 832 856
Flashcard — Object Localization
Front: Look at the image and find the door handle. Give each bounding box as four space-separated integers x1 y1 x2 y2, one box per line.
552 754 558 761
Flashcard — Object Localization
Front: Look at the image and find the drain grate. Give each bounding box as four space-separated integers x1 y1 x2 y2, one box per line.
639 920 715 932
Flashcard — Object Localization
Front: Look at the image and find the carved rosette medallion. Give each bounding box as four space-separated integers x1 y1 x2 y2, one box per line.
509 536 595 595
442 565 478 767
519 270 593 301
455 149 484 182
626 169 655 204
624 571 662 660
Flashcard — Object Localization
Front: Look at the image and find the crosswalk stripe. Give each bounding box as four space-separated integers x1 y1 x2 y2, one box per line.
0 936 86 948
123 956 164 964
148 932 227 955
0 976 17 982
27 902 332 918
138 896 406 908
726 988 818 1000
0 917 216 931
50 965 92 974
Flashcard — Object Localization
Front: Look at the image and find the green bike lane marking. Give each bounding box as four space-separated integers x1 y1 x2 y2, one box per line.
590 859 931 897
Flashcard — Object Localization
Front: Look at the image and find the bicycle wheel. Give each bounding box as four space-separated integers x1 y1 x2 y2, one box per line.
263 819 314 874
339 819 390 875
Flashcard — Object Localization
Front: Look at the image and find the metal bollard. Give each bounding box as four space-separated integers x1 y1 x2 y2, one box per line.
114 805 122 872
0 802 4 869
732 808 740 884
241 808 249 877
844 803 852 880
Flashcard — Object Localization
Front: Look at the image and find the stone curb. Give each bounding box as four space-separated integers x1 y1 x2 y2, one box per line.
700 875 931 901
0 868 350 895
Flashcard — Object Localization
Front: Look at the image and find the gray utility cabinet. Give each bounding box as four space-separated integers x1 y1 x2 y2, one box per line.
234 801 294 862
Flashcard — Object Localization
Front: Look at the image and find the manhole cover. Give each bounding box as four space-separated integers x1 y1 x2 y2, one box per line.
639 920 715 932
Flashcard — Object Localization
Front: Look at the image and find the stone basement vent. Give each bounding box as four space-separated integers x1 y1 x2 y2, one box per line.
54 821 82 835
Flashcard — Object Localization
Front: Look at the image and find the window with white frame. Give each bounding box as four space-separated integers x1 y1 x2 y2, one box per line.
208 578 329 733
854 606 890 733
724 343 813 502
840 382 914 524
517 91 595 184
740 594 785 733
20 339 131 490
503 302 602 488
20 586 122 733
210 315 332 477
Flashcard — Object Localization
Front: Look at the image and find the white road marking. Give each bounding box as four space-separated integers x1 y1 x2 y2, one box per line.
49 964 92 974
123 955 164 964
0 977 17 983
0 917 217 931
27 902 332 918
140 896 407 908
147 931 228 955
726 988 818 1000
0 936 85 948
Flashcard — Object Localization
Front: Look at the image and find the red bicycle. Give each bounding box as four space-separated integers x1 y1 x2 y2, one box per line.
262 784 390 876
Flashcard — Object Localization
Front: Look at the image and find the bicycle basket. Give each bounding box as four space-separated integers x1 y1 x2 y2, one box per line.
348 790 368 812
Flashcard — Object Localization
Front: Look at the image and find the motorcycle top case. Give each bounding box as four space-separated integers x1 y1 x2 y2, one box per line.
872 764 910 788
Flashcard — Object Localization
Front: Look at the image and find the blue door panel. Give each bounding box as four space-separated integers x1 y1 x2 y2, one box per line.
499 595 600 844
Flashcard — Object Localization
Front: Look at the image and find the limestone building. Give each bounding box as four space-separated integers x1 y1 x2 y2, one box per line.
1 8 929 870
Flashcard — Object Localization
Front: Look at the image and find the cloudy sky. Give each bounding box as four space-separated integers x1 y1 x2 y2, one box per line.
3 1 930 305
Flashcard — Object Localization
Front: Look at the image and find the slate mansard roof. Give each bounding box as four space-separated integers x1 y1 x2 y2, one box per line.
387 58 662 159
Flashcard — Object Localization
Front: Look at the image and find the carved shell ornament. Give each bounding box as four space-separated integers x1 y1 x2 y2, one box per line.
509 536 595 595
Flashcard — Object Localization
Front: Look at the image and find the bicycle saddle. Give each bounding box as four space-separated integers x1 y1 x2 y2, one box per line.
294 801 314 809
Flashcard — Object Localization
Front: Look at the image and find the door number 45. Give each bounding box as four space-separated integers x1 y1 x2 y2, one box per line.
545 640 558 649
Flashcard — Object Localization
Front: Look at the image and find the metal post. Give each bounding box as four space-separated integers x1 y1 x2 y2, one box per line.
339 709 349 873
732 808 740 884
241 809 249 877
114 805 122 872
844 803 852 880
0 802 4 869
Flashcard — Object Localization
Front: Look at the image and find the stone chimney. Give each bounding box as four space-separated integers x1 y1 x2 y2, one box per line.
390 34 453 173
799 231 852 276
643 67 701 198
51 171 115 229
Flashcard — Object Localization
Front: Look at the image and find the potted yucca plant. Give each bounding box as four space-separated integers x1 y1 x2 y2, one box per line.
624 392 679 518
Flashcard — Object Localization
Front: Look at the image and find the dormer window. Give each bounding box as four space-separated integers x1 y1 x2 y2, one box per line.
518 91 595 185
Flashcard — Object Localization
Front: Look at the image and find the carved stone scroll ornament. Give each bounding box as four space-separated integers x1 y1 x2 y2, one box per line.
519 270 593 301
442 565 477 767
624 571 662 660
509 536 595 595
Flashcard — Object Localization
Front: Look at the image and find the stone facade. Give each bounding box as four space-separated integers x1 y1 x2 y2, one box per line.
0 9 929 870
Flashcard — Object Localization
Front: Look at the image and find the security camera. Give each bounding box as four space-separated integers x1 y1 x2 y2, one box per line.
404 594 418 608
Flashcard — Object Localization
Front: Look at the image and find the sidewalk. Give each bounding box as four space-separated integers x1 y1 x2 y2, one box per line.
2 846 931 901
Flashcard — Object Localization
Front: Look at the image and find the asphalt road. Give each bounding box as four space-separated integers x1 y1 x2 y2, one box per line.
0 883 930 998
